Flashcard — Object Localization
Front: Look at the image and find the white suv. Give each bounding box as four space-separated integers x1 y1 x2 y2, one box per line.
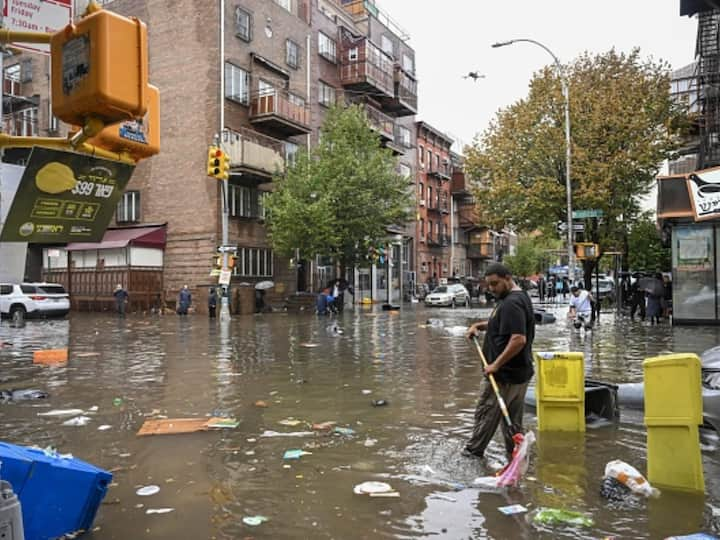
0 283 70 319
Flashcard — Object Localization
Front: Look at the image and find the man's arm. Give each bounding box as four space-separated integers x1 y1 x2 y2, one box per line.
485 334 527 375
465 320 488 340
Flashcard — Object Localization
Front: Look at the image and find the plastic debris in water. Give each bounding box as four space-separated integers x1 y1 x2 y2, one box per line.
278 418 303 427
62 416 91 426
533 507 594 528
207 418 239 429
146 508 174 515
98 425 112 431
136 485 161 496
372 400 388 407
333 427 355 436
498 504 528 515
361 389 373 395
242 515 269 526
353 481 394 495
37 409 84 417
283 449 312 460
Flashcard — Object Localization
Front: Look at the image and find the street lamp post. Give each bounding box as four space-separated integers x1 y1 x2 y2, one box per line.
491 39 575 283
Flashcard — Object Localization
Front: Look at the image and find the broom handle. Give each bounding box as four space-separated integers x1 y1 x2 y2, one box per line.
472 336 514 430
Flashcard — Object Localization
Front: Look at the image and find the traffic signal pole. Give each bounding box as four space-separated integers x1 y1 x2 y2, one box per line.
218 0 230 320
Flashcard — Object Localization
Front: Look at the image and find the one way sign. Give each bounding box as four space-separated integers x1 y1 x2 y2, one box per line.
557 222 584 232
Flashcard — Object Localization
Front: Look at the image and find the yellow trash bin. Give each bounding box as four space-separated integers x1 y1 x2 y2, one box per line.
535 352 585 432
643 354 704 492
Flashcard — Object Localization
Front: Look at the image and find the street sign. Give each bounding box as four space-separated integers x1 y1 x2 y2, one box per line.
1 0 72 54
217 245 238 253
557 222 585 232
572 209 604 219
218 269 232 286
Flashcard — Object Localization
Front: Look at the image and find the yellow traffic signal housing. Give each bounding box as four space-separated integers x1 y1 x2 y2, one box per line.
207 146 221 177
77 84 160 161
207 147 230 180
50 9 149 127
575 242 600 260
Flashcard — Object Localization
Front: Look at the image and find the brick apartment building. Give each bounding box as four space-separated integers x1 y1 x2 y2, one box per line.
2 0 418 311
415 121 453 285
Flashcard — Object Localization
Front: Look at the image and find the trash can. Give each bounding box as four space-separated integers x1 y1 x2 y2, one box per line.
0 480 24 540
0 442 112 540
644 354 704 492
535 352 585 431
237 284 255 315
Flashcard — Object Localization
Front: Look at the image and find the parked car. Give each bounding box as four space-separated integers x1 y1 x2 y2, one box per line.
0 283 70 319
424 284 471 308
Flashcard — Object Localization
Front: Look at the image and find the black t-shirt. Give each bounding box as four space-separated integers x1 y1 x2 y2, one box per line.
482 290 535 384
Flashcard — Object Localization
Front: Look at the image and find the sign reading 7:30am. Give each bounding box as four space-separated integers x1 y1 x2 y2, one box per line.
0 147 134 243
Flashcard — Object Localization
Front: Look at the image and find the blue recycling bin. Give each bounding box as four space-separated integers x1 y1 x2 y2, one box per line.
0 442 112 540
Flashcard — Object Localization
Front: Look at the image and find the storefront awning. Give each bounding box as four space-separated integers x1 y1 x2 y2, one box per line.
65 226 166 251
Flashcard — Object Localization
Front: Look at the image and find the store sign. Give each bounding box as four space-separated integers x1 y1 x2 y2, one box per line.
0 147 134 243
688 167 720 221
1 0 73 54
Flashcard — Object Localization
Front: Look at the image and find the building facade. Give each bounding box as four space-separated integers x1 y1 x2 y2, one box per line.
2 0 418 311
415 121 452 285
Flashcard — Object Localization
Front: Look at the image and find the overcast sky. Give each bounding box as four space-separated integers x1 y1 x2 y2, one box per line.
379 0 697 152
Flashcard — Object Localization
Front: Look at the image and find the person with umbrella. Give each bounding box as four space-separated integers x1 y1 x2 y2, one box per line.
463 263 535 462
645 273 665 325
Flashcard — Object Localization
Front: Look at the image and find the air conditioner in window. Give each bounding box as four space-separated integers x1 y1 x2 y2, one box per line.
419 199 425 206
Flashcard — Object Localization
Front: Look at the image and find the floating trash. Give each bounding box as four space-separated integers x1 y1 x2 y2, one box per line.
361 389 373 395
37 409 85 417
371 400 388 407
533 507 594 528
283 449 312 460
334 427 356 437
353 481 394 495
136 485 161 497
62 416 91 426
278 418 303 427
299 343 319 348
97 425 112 431
243 515 269 526
260 430 315 438
146 508 174 515
498 504 528 515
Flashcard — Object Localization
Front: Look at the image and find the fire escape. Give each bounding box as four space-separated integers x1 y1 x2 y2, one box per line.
697 9 720 168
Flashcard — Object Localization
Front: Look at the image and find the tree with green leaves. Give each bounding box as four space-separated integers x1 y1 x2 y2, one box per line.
264 105 412 271
627 212 671 272
464 48 685 286
504 235 562 277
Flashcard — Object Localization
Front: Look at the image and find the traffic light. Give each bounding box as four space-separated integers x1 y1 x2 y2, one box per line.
574 243 600 260
207 146 230 180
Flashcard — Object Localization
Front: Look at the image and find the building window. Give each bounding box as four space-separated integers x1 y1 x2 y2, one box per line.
235 7 252 41
318 32 336 63
399 163 411 179
428 220 433 239
275 0 291 11
234 247 274 277
4 107 38 136
418 145 424 164
427 185 432 206
229 184 264 219
285 141 299 167
436 154 440 171
225 63 250 105
20 59 32 83
318 81 335 107
420 218 425 240
418 181 423 199
381 35 394 57
286 39 299 69
348 47 359 61
289 92 305 108
116 190 140 223
427 149 432 166
402 53 414 74
398 126 411 148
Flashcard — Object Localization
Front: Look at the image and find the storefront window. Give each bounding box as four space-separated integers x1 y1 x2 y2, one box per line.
673 225 715 320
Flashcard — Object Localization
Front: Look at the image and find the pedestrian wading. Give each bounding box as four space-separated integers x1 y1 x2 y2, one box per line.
463 263 535 462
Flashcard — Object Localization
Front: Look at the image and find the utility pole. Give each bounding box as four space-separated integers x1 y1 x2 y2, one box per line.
218 0 230 320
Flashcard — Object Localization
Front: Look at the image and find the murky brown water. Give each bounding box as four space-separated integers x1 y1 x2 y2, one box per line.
1 303 719 539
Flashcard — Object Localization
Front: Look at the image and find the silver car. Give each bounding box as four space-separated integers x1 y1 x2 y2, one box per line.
0 283 70 319
424 284 471 308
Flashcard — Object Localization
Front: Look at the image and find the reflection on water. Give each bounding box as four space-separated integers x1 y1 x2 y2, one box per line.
0 306 718 539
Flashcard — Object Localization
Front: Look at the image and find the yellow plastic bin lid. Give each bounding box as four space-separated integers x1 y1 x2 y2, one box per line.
535 352 585 401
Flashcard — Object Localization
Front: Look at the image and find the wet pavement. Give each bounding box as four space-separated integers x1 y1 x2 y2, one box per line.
1 302 720 539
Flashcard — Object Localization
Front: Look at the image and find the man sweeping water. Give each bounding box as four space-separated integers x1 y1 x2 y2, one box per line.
464 263 535 469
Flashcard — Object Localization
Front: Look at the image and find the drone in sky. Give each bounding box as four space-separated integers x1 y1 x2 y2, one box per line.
463 71 486 82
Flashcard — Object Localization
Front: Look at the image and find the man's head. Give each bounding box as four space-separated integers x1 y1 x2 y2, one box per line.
484 263 514 299
115 284 122 291
570 286 580 297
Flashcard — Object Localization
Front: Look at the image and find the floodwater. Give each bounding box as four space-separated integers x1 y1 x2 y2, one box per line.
1 302 720 539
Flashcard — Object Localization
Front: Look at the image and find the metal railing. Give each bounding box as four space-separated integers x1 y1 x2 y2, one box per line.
250 88 310 129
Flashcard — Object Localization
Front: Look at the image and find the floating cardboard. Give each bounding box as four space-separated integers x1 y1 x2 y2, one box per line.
33 349 68 365
136 417 236 436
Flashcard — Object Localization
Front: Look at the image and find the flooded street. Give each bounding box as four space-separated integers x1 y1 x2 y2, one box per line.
1 304 720 539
